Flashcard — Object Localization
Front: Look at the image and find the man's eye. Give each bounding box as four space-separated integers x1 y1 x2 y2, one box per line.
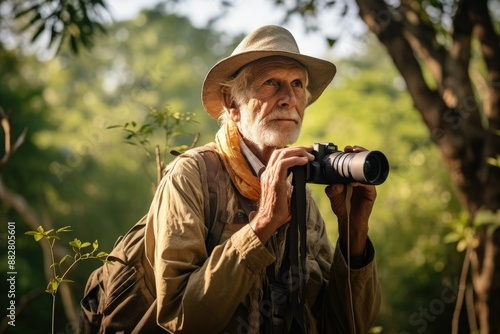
263 79 274 85
292 80 303 88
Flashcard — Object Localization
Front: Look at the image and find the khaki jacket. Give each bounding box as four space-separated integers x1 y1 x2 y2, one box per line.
145 150 381 333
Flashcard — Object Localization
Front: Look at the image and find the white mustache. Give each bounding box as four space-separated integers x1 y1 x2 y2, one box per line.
265 109 301 123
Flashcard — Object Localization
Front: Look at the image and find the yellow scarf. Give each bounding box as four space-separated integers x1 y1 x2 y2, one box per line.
215 122 261 202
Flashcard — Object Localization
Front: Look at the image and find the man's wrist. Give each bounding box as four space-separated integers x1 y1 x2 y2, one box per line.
338 237 374 269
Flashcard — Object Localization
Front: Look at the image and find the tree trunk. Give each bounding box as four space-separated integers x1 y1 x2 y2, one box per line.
355 0 500 332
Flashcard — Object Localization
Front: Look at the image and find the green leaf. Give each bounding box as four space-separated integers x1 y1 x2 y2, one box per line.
96 251 109 258
443 232 460 244
26 231 44 241
474 210 500 228
48 24 60 49
56 226 73 233
327 38 337 47
60 279 75 284
456 239 468 252
14 4 41 19
46 280 58 294
31 23 46 43
59 254 71 266
28 12 42 27
93 240 99 251
70 34 79 54
80 242 91 249
69 238 82 248
486 156 500 167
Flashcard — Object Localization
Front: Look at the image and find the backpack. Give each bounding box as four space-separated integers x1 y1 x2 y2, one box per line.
79 144 227 334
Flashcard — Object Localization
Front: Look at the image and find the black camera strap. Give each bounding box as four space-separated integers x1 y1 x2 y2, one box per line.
233 164 306 334
289 165 308 333
264 166 308 333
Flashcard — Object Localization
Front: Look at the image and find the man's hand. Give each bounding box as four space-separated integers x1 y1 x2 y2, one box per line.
325 146 377 257
250 146 314 243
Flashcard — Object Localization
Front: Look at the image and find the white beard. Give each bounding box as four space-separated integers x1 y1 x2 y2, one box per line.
238 106 302 148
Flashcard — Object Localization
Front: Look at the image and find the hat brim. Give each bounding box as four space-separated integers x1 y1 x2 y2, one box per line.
202 50 337 119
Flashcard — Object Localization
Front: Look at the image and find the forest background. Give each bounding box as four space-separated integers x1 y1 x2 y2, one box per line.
0 1 496 333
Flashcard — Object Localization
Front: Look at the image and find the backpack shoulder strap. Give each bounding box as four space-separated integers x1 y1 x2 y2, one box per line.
181 143 226 255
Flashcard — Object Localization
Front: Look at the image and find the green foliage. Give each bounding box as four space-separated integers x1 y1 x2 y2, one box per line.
108 106 200 186
10 0 109 54
475 210 500 229
444 210 500 253
0 11 230 333
25 225 109 333
25 225 109 295
2 4 489 332
443 213 477 252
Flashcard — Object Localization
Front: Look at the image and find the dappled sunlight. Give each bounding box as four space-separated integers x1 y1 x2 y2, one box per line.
3 1 498 331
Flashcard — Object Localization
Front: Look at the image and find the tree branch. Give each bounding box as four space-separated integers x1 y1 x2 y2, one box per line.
355 0 487 213
467 0 500 211
0 111 80 331
399 0 447 88
468 0 500 125
355 0 444 131
0 107 27 173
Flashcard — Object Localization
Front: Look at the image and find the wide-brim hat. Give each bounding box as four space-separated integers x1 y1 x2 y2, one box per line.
202 25 337 119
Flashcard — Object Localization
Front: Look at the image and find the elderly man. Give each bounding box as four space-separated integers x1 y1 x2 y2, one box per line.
145 25 381 333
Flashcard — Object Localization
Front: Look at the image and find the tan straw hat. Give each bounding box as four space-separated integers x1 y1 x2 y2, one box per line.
202 25 337 119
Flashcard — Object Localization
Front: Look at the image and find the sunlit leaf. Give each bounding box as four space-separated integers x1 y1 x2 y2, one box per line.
69 238 82 248
80 242 91 249
456 239 468 252
59 254 71 266
46 280 58 294
96 251 109 258
443 232 460 244
56 226 73 233
26 231 44 242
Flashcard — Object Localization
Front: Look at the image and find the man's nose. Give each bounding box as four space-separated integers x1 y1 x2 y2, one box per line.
278 84 297 108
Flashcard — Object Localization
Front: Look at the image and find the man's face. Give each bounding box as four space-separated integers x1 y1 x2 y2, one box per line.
235 57 308 149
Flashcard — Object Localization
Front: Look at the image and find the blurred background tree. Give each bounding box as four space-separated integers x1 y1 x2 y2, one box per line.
1 0 498 333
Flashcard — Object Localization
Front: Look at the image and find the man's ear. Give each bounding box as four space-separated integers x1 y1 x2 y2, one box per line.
223 90 240 122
